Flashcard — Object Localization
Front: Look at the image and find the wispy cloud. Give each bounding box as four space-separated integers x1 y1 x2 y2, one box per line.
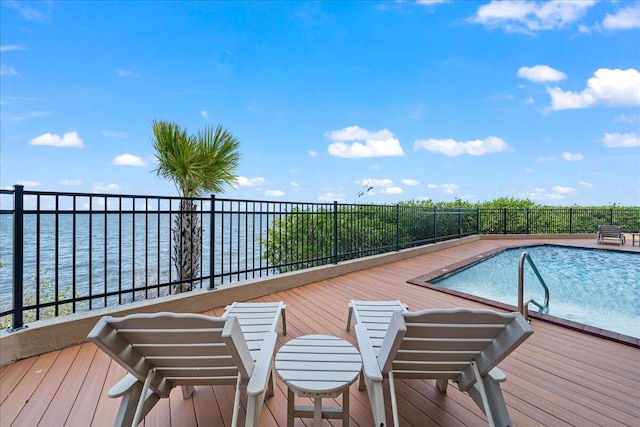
16 180 42 188
102 129 129 138
326 126 404 158
2 111 51 122
265 190 285 197
602 133 640 148
117 69 142 78
59 179 83 186
414 136 510 156
562 152 584 161
30 131 83 148
5 0 52 23
0 45 26 52
471 0 596 34
0 65 19 76
517 65 566 82
92 183 122 193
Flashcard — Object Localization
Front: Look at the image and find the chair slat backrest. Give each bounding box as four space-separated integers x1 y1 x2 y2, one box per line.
377 308 533 392
87 312 254 398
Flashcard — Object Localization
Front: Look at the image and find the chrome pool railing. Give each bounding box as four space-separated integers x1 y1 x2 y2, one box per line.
518 251 550 319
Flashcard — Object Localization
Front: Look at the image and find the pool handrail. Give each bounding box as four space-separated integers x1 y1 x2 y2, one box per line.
518 251 550 319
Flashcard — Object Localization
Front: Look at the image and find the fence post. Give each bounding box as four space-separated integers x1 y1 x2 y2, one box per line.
432 206 437 243
332 201 338 264
569 208 573 234
208 194 216 290
395 204 400 251
503 209 507 234
11 185 25 331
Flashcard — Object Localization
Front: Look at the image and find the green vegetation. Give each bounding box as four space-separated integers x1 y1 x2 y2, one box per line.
0 271 77 329
152 120 240 292
263 198 640 274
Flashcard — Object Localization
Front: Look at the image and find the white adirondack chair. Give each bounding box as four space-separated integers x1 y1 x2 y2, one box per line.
87 312 278 427
355 307 534 427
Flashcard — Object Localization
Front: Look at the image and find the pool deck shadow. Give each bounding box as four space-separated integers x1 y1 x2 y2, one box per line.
407 242 640 348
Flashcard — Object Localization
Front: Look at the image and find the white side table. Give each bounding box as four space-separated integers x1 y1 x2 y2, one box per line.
275 334 362 427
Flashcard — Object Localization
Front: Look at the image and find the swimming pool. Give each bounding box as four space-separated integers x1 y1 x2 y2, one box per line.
430 245 640 339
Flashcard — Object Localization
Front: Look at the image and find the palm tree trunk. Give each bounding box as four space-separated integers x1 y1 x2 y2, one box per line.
172 199 202 293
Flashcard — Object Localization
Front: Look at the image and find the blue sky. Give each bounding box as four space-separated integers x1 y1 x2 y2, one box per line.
1 0 639 206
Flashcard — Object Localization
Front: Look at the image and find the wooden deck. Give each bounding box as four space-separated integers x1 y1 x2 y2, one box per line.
1 238 639 426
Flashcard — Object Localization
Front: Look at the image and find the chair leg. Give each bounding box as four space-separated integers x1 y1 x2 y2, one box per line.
112 381 160 427
468 374 512 427
346 304 353 331
363 375 387 427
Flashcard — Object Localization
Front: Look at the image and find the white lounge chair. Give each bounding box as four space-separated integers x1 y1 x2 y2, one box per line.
346 300 408 332
355 308 534 427
87 312 278 427
597 225 625 245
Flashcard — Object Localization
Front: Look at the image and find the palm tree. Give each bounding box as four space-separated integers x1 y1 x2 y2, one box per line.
152 120 240 293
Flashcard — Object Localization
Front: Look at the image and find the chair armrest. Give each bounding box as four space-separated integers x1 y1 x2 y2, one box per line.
108 373 139 398
354 324 383 381
246 332 278 397
487 367 506 383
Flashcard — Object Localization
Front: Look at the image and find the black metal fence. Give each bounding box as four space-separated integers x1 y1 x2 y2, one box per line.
0 187 479 330
2 186 638 330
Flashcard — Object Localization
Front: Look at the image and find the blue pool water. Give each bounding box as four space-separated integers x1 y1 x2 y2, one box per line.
432 245 640 338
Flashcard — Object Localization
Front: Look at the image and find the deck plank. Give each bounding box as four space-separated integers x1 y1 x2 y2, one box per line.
0 237 638 426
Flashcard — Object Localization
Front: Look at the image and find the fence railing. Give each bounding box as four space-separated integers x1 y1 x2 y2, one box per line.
0 186 479 330
2 186 639 330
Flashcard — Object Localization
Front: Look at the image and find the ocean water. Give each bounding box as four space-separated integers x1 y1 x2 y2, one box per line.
433 245 640 338
0 212 268 313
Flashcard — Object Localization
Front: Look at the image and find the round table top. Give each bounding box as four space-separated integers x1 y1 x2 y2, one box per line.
275 334 362 394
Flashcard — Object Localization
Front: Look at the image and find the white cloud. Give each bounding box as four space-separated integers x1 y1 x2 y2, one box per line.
355 178 394 188
441 184 459 194
402 179 420 186
579 181 593 188
235 176 265 187
537 155 557 162
602 132 640 148
16 180 41 187
200 110 209 119
326 126 404 158
471 0 596 34
318 192 346 202
0 65 19 76
562 152 584 161
614 114 640 123
59 179 83 186
552 185 574 194
414 136 509 156
112 154 148 167
602 5 640 31
3 111 51 122
102 129 128 138
30 131 83 148
517 65 566 82
547 68 640 110
93 183 122 193
416 0 449 5
380 186 404 195
308 150 318 157
265 190 285 197
0 45 26 52
117 69 142 78
427 184 438 189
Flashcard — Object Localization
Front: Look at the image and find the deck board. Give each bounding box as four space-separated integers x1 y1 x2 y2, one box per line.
1 237 638 426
